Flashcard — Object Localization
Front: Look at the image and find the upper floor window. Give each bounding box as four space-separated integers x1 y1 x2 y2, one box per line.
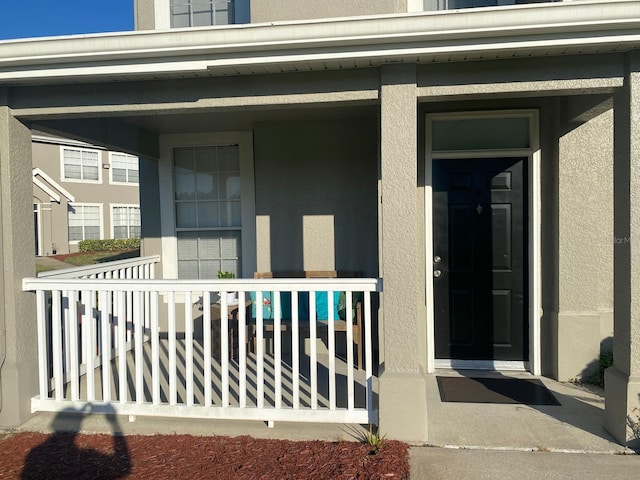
170 0 234 28
61 147 100 182
110 152 139 184
425 0 559 10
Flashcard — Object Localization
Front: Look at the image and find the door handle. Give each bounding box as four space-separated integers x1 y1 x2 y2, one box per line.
433 269 442 278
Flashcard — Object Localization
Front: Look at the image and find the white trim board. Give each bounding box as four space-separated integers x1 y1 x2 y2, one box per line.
424 110 541 375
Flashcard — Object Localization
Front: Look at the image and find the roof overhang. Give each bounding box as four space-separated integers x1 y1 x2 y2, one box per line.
1 0 640 85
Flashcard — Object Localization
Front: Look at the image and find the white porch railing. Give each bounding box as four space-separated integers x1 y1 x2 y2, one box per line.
23 263 379 426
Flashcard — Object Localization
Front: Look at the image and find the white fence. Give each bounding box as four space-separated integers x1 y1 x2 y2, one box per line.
23 263 379 425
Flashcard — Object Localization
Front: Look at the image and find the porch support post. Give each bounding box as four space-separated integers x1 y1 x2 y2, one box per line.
0 92 38 427
606 50 640 448
377 64 427 442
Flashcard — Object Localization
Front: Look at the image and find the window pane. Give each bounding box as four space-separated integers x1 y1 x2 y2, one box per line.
199 233 220 259
174 148 194 173
199 260 219 279
112 168 127 182
128 170 139 183
195 147 217 172
218 145 239 171
197 202 220 227
197 173 218 200
83 165 99 181
176 203 197 228
177 232 198 260
85 226 100 240
175 174 196 201
432 117 530 151
114 226 128 239
218 201 241 227
178 260 199 279
221 174 241 200
64 164 82 179
68 226 83 242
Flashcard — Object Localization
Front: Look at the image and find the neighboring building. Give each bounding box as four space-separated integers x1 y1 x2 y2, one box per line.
31 134 141 256
2 0 640 449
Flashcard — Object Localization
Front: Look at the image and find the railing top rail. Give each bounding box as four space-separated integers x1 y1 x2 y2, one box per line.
36 255 161 279
22 276 380 292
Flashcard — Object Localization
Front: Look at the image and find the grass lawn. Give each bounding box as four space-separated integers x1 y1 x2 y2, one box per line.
59 249 140 267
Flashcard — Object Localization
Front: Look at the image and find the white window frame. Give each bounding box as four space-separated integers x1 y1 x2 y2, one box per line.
158 132 256 279
109 152 140 186
59 146 102 184
67 202 104 244
110 204 141 239
424 109 541 376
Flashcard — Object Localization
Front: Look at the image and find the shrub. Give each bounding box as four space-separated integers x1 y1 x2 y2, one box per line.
79 238 141 252
588 350 613 388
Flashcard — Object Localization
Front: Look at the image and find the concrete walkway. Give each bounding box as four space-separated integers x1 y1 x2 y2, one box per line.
409 446 639 480
35 255 71 272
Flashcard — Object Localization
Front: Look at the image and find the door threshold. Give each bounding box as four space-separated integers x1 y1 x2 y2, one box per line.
435 359 529 371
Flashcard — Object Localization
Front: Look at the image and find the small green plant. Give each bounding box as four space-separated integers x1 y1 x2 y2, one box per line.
363 425 386 455
587 350 613 388
217 271 235 279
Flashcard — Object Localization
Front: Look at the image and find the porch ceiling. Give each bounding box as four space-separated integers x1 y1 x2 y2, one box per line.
1 1 640 86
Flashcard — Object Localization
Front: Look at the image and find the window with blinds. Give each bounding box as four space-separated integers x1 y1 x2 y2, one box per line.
62 147 100 182
173 145 241 279
112 205 141 239
170 0 234 28
110 153 139 184
68 204 101 242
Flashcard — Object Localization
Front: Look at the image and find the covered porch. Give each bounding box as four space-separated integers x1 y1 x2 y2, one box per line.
2 1 640 447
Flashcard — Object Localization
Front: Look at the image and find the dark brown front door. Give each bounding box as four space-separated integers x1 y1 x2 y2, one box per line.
433 158 528 361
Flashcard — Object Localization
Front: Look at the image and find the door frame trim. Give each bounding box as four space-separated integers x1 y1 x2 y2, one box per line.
425 109 541 375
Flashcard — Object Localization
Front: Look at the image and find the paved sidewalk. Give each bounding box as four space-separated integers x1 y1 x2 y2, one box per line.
35 256 71 272
409 446 639 480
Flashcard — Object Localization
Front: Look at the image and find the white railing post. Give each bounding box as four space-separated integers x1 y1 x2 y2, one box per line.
36 290 48 400
185 291 194 407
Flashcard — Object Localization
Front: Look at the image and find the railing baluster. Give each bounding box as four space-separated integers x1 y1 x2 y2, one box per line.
84 290 95 402
117 290 127 403
328 290 336 411
168 291 177 405
221 292 229 408
36 290 48 400
346 291 354 411
134 290 144 404
68 290 80 401
151 291 160 405
203 291 212 407
99 290 111 402
51 290 63 401
273 291 282 409
291 291 299 409
237 290 247 408
309 292 318 410
185 291 194 407
256 291 264 409
63 290 71 381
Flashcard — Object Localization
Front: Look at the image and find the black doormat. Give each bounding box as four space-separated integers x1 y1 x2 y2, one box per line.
436 376 560 405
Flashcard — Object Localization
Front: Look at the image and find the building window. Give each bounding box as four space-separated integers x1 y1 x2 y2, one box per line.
112 205 141 239
170 0 234 28
68 204 102 242
173 145 241 279
110 153 139 184
62 147 100 182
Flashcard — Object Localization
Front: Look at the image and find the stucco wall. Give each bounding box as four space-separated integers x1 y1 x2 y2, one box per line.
0 106 37 427
556 106 614 380
251 0 406 23
253 117 378 276
134 0 156 30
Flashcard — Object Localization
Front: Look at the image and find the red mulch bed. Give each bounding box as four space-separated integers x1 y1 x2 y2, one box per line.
0 432 409 479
